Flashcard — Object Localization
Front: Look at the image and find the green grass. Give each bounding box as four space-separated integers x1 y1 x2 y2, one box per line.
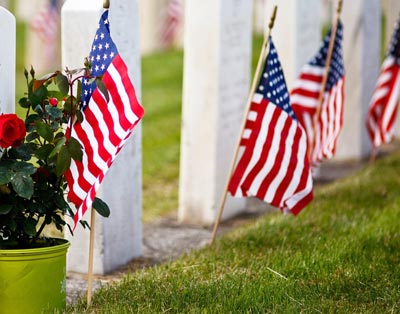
141 48 183 221
65 151 400 313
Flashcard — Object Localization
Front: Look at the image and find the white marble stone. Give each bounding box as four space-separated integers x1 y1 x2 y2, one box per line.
0 6 15 114
62 0 143 275
253 0 267 34
265 0 321 90
335 0 381 159
179 0 252 225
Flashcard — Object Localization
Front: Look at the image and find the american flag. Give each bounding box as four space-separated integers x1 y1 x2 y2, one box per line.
291 22 345 165
366 16 400 149
30 0 62 61
228 38 313 215
160 0 183 48
64 10 144 229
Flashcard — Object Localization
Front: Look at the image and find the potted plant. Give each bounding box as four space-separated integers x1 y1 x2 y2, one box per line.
0 67 109 313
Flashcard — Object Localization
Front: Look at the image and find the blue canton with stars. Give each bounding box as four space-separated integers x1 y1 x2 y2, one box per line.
387 16 400 65
309 21 344 91
82 10 118 107
257 38 296 121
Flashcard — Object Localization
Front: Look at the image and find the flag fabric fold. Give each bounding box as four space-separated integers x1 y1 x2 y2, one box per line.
228 38 313 215
291 21 345 165
64 10 144 229
366 16 400 149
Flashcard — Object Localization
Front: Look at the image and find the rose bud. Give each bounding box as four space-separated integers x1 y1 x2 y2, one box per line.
49 98 58 107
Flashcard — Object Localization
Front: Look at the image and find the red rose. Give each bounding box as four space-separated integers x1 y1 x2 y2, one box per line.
0 114 26 148
49 97 58 107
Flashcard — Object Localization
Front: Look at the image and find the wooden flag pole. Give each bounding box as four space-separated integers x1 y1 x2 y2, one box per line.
307 0 343 161
86 3 109 309
86 208 96 307
209 6 278 245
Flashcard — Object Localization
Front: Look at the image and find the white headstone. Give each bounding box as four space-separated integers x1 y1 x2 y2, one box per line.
334 0 381 159
265 0 321 90
179 0 252 225
253 0 267 34
0 6 15 114
62 0 143 275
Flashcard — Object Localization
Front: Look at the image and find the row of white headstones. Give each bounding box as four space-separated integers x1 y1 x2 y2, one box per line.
0 0 399 275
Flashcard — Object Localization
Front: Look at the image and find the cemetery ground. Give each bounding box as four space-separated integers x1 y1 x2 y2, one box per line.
63 149 400 313
66 39 399 312
13 24 399 313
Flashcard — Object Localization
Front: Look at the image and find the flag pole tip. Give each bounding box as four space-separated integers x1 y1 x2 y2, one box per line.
337 0 343 14
268 6 278 30
103 0 110 9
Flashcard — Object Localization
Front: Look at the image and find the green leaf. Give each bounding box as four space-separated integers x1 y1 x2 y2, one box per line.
12 162 36 176
56 146 71 176
7 220 17 232
93 197 110 218
0 167 13 184
76 110 84 123
37 71 59 82
23 218 37 236
77 80 82 101
26 132 40 142
18 97 31 109
55 132 65 140
63 96 78 115
96 78 109 102
11 143 36 161
25 114 39 132
30 85 48 107
56 73 70 95
49 137 66 159
35 120 54 142
45 105 63 120
47 90 63 100
35 144 54 160
11 173 34 199
32 79 48 92
67 137 83 162
0 204 13 215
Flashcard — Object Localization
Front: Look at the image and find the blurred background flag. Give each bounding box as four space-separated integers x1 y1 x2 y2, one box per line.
159 0 183 48
291 22 345 166
366 15 400 150
30 0 63 64
228 38 313 215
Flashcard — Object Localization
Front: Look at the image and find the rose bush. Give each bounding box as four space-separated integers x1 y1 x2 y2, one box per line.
0 67 109 249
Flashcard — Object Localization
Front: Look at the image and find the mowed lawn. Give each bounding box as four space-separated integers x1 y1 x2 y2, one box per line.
65 151 400 313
